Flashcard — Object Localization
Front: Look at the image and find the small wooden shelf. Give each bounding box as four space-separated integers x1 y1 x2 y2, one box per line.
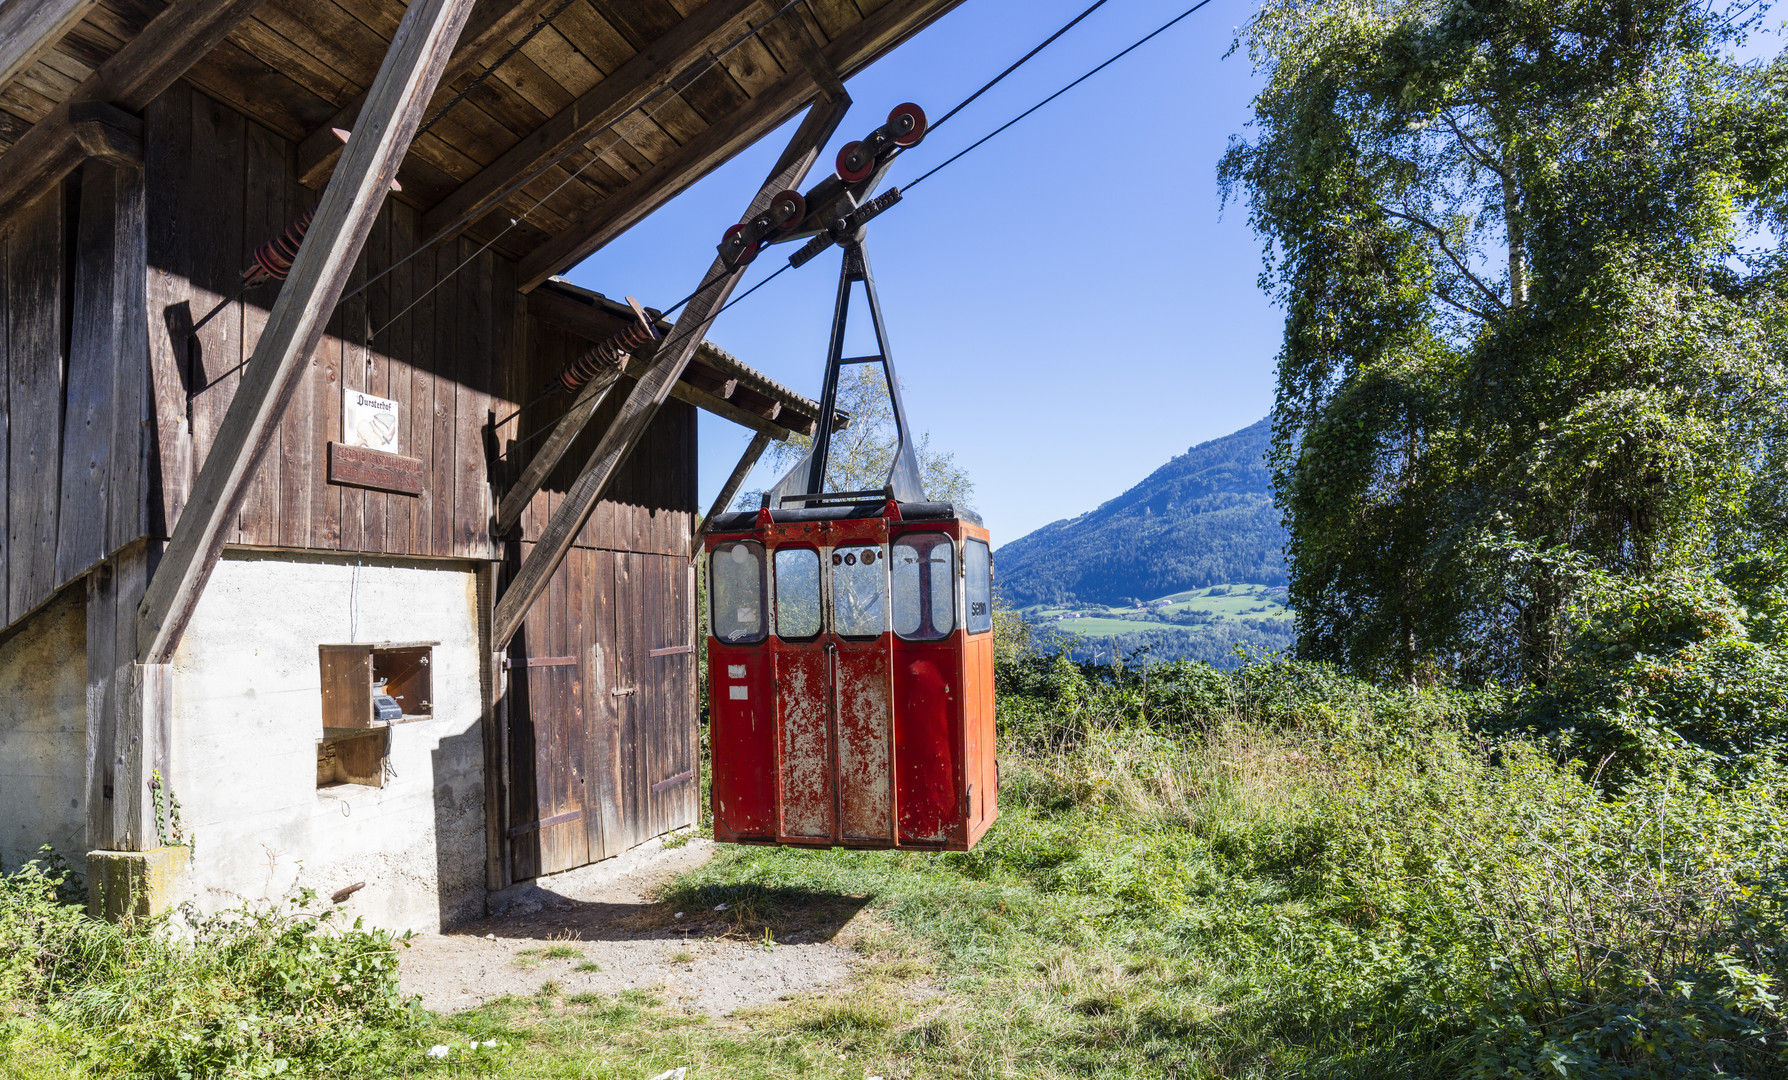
318 641 437 730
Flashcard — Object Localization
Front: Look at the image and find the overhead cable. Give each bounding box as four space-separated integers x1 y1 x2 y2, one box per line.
906 0 1217 192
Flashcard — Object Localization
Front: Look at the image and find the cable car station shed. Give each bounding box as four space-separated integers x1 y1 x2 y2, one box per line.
0 0 962 928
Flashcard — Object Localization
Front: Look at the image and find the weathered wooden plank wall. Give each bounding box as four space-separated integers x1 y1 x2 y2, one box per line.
5 186 66 625
144 81 507 562
504 539 697 882
0 80 699 639
509 319 697 558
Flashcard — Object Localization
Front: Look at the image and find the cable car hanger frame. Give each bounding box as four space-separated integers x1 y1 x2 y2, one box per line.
709 103 932 511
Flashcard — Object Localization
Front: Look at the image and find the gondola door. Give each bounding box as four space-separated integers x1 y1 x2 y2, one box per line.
770 519 897 846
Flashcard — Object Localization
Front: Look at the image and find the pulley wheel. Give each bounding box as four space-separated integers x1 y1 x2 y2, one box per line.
721 222 758 264
836 141 874 183
889 102 927 146
770 189 806 230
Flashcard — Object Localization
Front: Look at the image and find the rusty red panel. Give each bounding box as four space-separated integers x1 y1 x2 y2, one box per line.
892 641 958 844
709 643 775 841
776 647 833 841
835 641 894 843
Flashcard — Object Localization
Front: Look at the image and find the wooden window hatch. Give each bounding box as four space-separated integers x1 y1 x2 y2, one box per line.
318 641 438 729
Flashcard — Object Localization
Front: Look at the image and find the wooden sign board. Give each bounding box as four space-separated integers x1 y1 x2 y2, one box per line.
327 441 424 496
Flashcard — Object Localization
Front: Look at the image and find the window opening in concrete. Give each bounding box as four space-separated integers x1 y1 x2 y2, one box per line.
317 729 387 789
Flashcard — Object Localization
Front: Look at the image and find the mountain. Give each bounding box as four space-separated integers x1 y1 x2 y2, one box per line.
996 417 1286 607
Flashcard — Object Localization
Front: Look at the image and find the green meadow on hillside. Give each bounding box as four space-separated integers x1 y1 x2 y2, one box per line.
1020 583 1294 664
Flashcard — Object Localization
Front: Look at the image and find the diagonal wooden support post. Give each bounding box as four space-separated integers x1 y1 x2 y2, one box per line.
492 92 850 648
691 430 773 560
493 365 626 535
136 0 476 664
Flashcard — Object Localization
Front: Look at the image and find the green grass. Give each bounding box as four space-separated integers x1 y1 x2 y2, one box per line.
6 655 1784 1079
402 658 1788 1078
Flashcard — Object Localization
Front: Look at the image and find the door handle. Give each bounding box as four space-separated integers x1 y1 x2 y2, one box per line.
610 686 637 697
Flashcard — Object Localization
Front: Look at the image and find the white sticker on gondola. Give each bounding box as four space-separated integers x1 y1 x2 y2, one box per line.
736 607 753 623
728 685 748 699
727 665 746 678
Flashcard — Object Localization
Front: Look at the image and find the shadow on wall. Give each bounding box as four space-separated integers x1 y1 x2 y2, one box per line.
0 587 88 871
432 723 490 930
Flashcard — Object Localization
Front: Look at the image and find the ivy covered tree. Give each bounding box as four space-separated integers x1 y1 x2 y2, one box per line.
1221 0 1788 684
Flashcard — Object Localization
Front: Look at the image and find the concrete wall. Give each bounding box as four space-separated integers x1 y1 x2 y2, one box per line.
0 588 88 870
169 550 488 932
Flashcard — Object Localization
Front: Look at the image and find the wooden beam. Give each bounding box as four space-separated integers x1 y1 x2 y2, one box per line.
294 0 564 188
87 544 164 853
492 92 848 647
517 71 815 292
680 364 737 400
669 379 791 438
68 101 142 166
515 0 966 291
136 0 476 664
0 0 271 223
59 160 149 585
420 0 760 247
692 431 772 558
492 365 626 534
0 0 100 92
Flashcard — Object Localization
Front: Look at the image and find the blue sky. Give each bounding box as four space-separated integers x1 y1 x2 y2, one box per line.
564 0 1280 546
565 1 1787 547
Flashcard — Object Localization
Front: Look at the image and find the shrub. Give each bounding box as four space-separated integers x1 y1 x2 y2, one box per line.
0 869 419 1079
989 651 1788 1077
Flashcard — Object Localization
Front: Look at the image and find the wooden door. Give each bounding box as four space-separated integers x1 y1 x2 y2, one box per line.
505 547 697 882
505 548 589 881
608 552 699 852
641 554 699 839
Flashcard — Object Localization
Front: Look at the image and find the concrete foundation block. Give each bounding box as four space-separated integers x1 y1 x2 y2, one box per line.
87 846 189 920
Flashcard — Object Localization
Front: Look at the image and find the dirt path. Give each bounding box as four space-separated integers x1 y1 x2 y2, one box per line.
399 836 859 1017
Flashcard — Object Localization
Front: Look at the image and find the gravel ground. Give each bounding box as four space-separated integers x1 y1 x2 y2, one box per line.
399 836 860 1017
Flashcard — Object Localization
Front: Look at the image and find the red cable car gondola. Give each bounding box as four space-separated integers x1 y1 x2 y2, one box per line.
704 169 997 851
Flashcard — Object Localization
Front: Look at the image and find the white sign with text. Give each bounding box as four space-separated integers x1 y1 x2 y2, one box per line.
342 390 400 453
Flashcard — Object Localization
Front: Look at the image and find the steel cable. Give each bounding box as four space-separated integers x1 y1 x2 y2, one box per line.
506 0 1220 436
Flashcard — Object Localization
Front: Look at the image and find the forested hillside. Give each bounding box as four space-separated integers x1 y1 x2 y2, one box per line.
995 418 1285 607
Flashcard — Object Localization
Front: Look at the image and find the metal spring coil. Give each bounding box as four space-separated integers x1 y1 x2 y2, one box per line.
557 319 657 393
242 207 316 287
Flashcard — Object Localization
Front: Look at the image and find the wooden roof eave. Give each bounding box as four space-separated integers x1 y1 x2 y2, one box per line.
0 0 967 266
0 0 274 223
531 277 837 440
510 0 966 292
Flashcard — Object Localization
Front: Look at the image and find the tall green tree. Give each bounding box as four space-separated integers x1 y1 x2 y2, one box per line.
1221 0 1788 684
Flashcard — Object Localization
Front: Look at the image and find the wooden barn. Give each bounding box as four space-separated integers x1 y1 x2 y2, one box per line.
0 0 961 928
